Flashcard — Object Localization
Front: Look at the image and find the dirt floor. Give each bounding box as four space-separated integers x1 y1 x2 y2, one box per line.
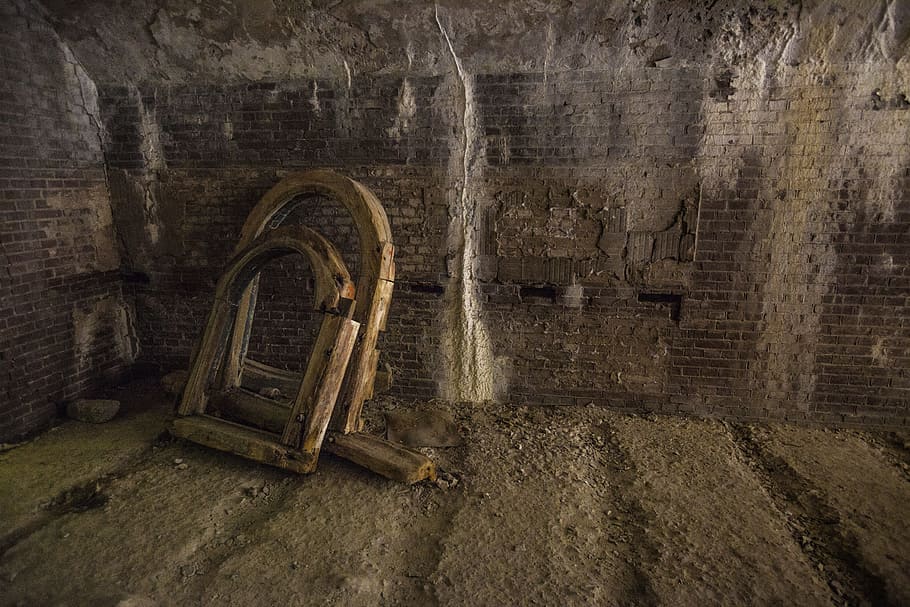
1 379 908 607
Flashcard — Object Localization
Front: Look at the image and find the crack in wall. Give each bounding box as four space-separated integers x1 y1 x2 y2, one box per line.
434 5 495 402
134 87 165 247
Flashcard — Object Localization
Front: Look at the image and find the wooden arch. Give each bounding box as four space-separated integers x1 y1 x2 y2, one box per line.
176 226 360 473
223 169 394 433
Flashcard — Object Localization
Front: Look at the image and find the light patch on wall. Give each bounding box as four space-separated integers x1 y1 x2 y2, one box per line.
342 58 353 91
133 88 166 246
387 78 417 140
73 295 138 376
435 5 496 403
137 96 165 172
871 337 891 367
309 80 321 114
45 186 120 274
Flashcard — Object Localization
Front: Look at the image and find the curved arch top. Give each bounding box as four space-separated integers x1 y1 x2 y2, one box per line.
238 169 393 310
179 224 358 423
221 225 354 313
226 169 395 433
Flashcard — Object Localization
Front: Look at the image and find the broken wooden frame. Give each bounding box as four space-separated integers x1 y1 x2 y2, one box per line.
221 170 395 435
174 171 435 483
175 225 360 473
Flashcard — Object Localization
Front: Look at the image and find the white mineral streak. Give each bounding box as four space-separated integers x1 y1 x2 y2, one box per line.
435 5 495 402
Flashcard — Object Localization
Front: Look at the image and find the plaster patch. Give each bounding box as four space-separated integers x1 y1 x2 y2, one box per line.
435 5 496 403
73 295 138 376
309 80 321 114
387 78 417 140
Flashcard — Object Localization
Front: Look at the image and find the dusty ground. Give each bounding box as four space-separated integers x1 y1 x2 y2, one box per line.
1 379 908 607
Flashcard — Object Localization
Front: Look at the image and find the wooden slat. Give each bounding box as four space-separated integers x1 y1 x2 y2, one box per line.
239 359 302 397
209 388 291 432
280 316 359 451
336 272 395 433
323 432 436 484
299 319 360 454
178 299 234 416
172 416 316 474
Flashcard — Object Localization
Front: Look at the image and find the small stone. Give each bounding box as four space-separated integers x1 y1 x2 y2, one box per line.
174 458 184 464
176 463 188 470
161 370 189 397
67 399 120 424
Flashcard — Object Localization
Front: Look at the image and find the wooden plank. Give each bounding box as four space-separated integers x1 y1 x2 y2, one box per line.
178 299 234 416
335 273 395 433
209 388 291 432
280 316 359 451
172 416 316 474
323 432 436 484
203 395 436 484
364 349 380 402
239 359 302 397
299 318 359 455
221 278 259 390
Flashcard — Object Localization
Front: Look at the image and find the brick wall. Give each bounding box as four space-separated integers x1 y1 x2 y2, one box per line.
0 1 134 441
97 64 909 428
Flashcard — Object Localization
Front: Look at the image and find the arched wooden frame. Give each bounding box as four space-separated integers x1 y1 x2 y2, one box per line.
175 225 360 473
222 169 394 434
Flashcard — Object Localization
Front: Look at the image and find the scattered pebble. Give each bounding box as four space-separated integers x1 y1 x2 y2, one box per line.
435 471 459 490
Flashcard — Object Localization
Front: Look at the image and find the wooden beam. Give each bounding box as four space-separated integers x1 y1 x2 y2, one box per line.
172 416 316 474
281 316 360 453
334 262 395 433
209 388 290 432
239 359 302 398
178 299 234 416
210 393 436 484
323 432 436 484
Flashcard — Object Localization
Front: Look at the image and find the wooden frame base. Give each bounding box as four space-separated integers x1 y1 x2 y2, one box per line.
174 171 436 484
172 416 317 474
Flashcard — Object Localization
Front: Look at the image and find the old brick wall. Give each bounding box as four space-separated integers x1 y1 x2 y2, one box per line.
670 67 910 428
0 0 135 441
17 0 904 429
94 62 909 428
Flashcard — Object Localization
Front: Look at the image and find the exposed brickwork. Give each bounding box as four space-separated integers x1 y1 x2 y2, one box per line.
0 2 133 441
93 62 909 428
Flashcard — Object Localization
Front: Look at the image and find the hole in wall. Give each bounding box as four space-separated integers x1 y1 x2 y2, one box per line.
119 269 150 284
637 292 683 321
520 286 558 301
404 282 445 295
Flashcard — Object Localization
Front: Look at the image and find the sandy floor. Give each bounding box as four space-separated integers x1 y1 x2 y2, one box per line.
1 379 908 607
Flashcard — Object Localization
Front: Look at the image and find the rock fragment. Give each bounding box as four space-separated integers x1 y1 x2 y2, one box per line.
67 399 120 424
161 370 188 397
